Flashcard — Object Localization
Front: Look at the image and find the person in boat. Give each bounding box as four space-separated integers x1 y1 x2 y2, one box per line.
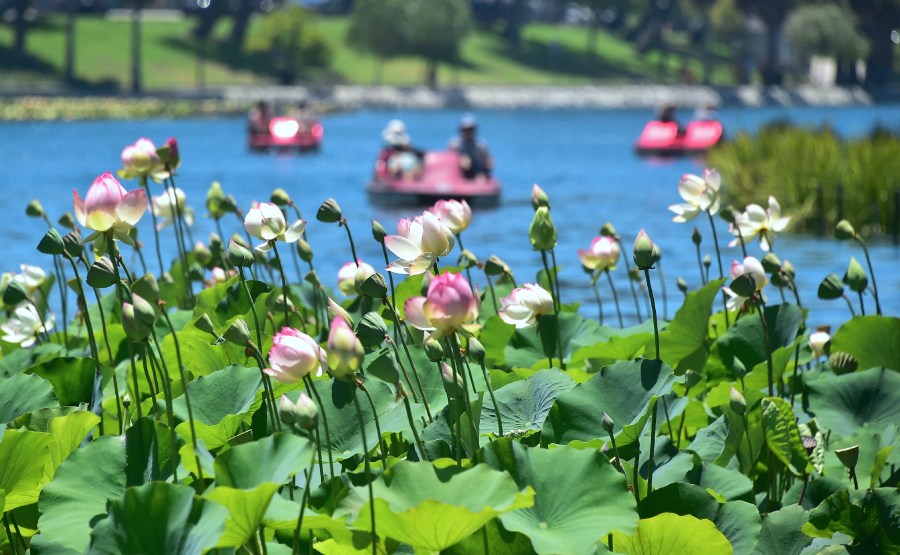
657 103 686 137
377 120 424 179
449 114 493 180
248 100 272 136
693 103 720 122
289 99 316 130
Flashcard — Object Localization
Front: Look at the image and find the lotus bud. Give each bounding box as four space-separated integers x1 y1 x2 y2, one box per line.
63 230 84 258
188 262 205 281
223 318 251 346
316 198 342 223
327 317 364 382
274 294 295 315
371 219 387 243
835 220 856 241
194 313 218 337
651 243 662 263
761 253 782 274
468 336 486 364
131 273 160 307
484 255 510 276
601 411 615 435
279 395 297 425
732 357 748 380
729 387 747 415
87 257 118 289
220 194 239 214
703 254 711 270
632 229 657 270
296 238 313 263
676 277 688 294
599 222 617 238
2 280 28 305
834 445 859 470
206 181 227 218
296 392 319 430
58 212 76 229
327 297 353 325
424 336 445 362
458 249 478 269
305 269 321 288
194 242 212 266
781 260 796 279
808 330 830 359
531 183 550 210
37 229 65 256
122 294 155 341
684 369 701 390
270 188 292 207
729 273 759 298
228 239 254 268
356 311 388 348
720 206 738 225
828 351 858 375
691 226 702 246
160 137 180 169
843 257 868 293
817 273 844 300
352 262 376 292
26 199 45 218
529 206 557 250
441 361 464 398
359 272 387 299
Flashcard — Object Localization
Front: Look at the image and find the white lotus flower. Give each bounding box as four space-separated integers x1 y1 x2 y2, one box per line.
1 304 54 347
669 169 721 222
385 211 455 275
152 187 195 230
730 196 791 252
244 202 306 253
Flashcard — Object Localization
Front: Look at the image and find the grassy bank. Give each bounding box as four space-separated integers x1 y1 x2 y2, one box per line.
0 14 733 90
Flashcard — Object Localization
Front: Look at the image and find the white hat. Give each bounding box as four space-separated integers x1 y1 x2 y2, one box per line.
460 114 477 129
382 119 410 146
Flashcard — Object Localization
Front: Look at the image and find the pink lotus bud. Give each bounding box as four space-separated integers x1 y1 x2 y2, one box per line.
431 199 472 234
498 283 554 329
578 236 620 272
73 172 147 232
264 327 325 384
121 137 162 176
337 260 375 297
405 272 479 336
327 317 364 381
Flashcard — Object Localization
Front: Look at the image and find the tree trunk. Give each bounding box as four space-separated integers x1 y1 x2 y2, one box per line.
229 0 254 49
13 0 29 61
761 17 782 85
860 15 895 89
64 0 76 84
192 2 224 40
131 0 142 93
426 58 438 88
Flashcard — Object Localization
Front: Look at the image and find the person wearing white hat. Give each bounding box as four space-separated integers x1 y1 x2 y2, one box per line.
449 114 493 179
378 120 424 179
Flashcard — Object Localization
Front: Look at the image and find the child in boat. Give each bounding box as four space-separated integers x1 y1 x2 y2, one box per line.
377 120 424 179
449 114 493 180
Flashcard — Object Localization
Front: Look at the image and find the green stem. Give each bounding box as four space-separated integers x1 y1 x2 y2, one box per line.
647 399 658 495
858 290 866 316
643 269 660 360
656 257 668 321
695 242 706 285
358 382 388 469
479 360 503 436
842 293 857 317
706 211 730 328
449 334 479 458
142 341 177 482
303 375 335 478
238 268 265 348
292 442 317 555
379 242 397 313
341 217 360 264
270 241 292 328
385 336 420 404
3 513 16 555
615 237 642 323
855 237 882 315
591 277 604 325
399 384 429 461
605 270 624 328
351 387 377 555
51 255 70 354
485 273 499 313
540 250 566 369
757 303 775 397
384 301 432 420
140 175 165 275
66 255 106 433
248 345 281 432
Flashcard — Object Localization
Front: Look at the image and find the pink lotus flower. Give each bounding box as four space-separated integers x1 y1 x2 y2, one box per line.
244 202 305 252
405 272 478 337
430 199 472 234
669 169 721 222
337 260 376 296
578 236 620 272
120 138 167 181
326 317 364 379
73 172 147 233
264 327 325 383
385 211 455 275
722 256 768 311
498 283 554 329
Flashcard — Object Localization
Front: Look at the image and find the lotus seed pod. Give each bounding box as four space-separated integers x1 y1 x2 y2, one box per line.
206 181 227 218
2 280 28 306
729 387 747 415
359 272 387 299
729 273 759 298
676 277 688 294
26 199 45 218
684 369 701 389
842 257 868 293
828 351 858 375
228 239 254 268
270 188 292 207
458 249 478 269
599 222 617 238
296 238 313 262
423 337 445 362
131 273 160 306
223 318 251 346
316 198 342 223
355 311 388 348
62 230 84 258
761 253 782 274
86 257 117 289
834 445 859 469
37 229 65 256
371 219 387 243
468 337 486 364
441 362 464 398
834 219 856 241
220 194 239 214
817 273 844 300
484 255 509 276
194 313 217 336
58 211 76 229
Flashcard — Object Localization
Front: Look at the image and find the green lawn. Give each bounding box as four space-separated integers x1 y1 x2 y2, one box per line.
0 14 736 90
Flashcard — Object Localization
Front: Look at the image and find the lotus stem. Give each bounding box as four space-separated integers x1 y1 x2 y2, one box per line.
50 255 70 354
247 343 281 433
550 247 563 310
540 250 566 370
449 334 479 458
270 241 293 328
477 358 503 436
484 272 499 313
647 399 658 495
303 375 335 478
340 217 360 264
65 255 106 433
358 382 388 469
756 303 776 397
292 443 317 555
591 277 604 325
351 386 377 555
383 301 431 420
399 383 429 461
857 291 866 316
695 242 706 285
238 267 265 349
456 233 475 291
842 293 857 317
642 269 660 360
854 236 882 315
614 237 642 324
141 340 178 481
604 270 624 328
139 175 165 276
656 258 668 321
706 211 730 328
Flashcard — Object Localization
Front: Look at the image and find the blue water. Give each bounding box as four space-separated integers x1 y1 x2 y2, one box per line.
1 105 898 330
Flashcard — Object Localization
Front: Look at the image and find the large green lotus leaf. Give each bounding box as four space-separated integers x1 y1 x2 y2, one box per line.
45 411 100 475
26 357 97 407
639 483 760 555
160 325 246 381
481 369 575 436
479 316 516 368
686 460 753 502
0 373 57 423
193 277 273 327
652 278 725 370
803 488 900 551
444 519 535 555
570 334 651 369
336 461 534 552
609 513 733 555
742 337 804 395
717 304 804 375
761 397 812 477
0 342 65 378
203 483 280 548
213 433 311 489
481 440 637 555
751 505 813 555
87 482 227 555
37 436 126 553
542 358 678 445
830 315 900 372
125 416 179 486
822 428 900 491
0 427 53 511
687 415 729 463
807 368 900 438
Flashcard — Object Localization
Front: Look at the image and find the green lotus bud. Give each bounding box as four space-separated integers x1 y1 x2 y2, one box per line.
676 277 688 294
220 194 239 214
187 263 204 281
132 293 157 326
57 211 76 229
629 267 641 282
296 238 313 263
720 206 738 225
359 272 387 299
729 387 747 415
231 233 249 249
817 273 844 300
131 273 160 307
684 369 701 389
356 311 388 348
761 253 782 274
440 362 464 398
327 297 353 326
834 445 859 469
122 297 154 341
281 393 318 430
194 242 212 266
599 222 617 238
63 230 84 258
834 219 856 241
206 181 227 218
2 280 28 306
843 257 868 293
531 183 550 210
651 243 662 262
305 269 321 288
228 239 254 268
223 318 250 346
729 273 758 298
37 229 65 256
703 254 711 270
26 199 45 218
273 293 295 315
781 260 796 279
458 249 478 269
87 257 118 289
601 411 615 435
279 395 297 425
732 357 748 379
194 313 217 337
691 226 702 246
270 188 292 207
208 232 223 252
424 336 445 362
316 198 342 223
529 206 557 250
828 351 858 375
632 229 657 270
483 255 509 277
371 219 387 244
468 337 485 364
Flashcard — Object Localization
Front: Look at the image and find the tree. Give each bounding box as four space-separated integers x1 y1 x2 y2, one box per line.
735 0 796 85
785 4 869 85
346 0 408 82
846 0 900 88
246 5 332 85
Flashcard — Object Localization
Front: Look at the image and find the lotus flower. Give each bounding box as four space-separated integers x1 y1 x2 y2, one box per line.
405 272 478 338
151 187 194 230
264 327 326 383
808 331 830 359
337 260 376 297
13 264 46 295
385 211 455 275
498 283 554 329
722 256 768 311
578 236 620 272
73 172 147 242
729 196 791 252
244 202 305 252
1 304 54 347
326 317 364 380
430 199 472 234
120 137 168 181
669 169 721 222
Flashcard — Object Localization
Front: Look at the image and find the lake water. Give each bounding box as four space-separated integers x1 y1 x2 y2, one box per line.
1 105 898 330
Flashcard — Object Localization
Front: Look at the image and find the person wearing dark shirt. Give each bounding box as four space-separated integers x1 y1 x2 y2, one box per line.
248 100 272 136
449 114 493 180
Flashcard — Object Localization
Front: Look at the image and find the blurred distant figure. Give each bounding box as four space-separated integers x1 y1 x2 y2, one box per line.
449 114 493 180
657 103 685 136
290 99 316 129
248 101 272 136
693 103 720 122
378 120 424 179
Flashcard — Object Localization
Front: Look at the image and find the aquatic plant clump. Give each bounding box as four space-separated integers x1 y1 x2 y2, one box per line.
0 142 897 555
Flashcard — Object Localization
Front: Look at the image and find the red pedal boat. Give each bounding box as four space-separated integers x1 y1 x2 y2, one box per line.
248 117 323 151
635 120 723 156
367 151 500 206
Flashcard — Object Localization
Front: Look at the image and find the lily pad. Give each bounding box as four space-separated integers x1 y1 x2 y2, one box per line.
609 513 733 555
830 315 900 372
0 373 57 423
203 483 281 548
0 427 54 511
751 505 812 555
213 433 311 489
481 369 575 436
807 368 900 438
